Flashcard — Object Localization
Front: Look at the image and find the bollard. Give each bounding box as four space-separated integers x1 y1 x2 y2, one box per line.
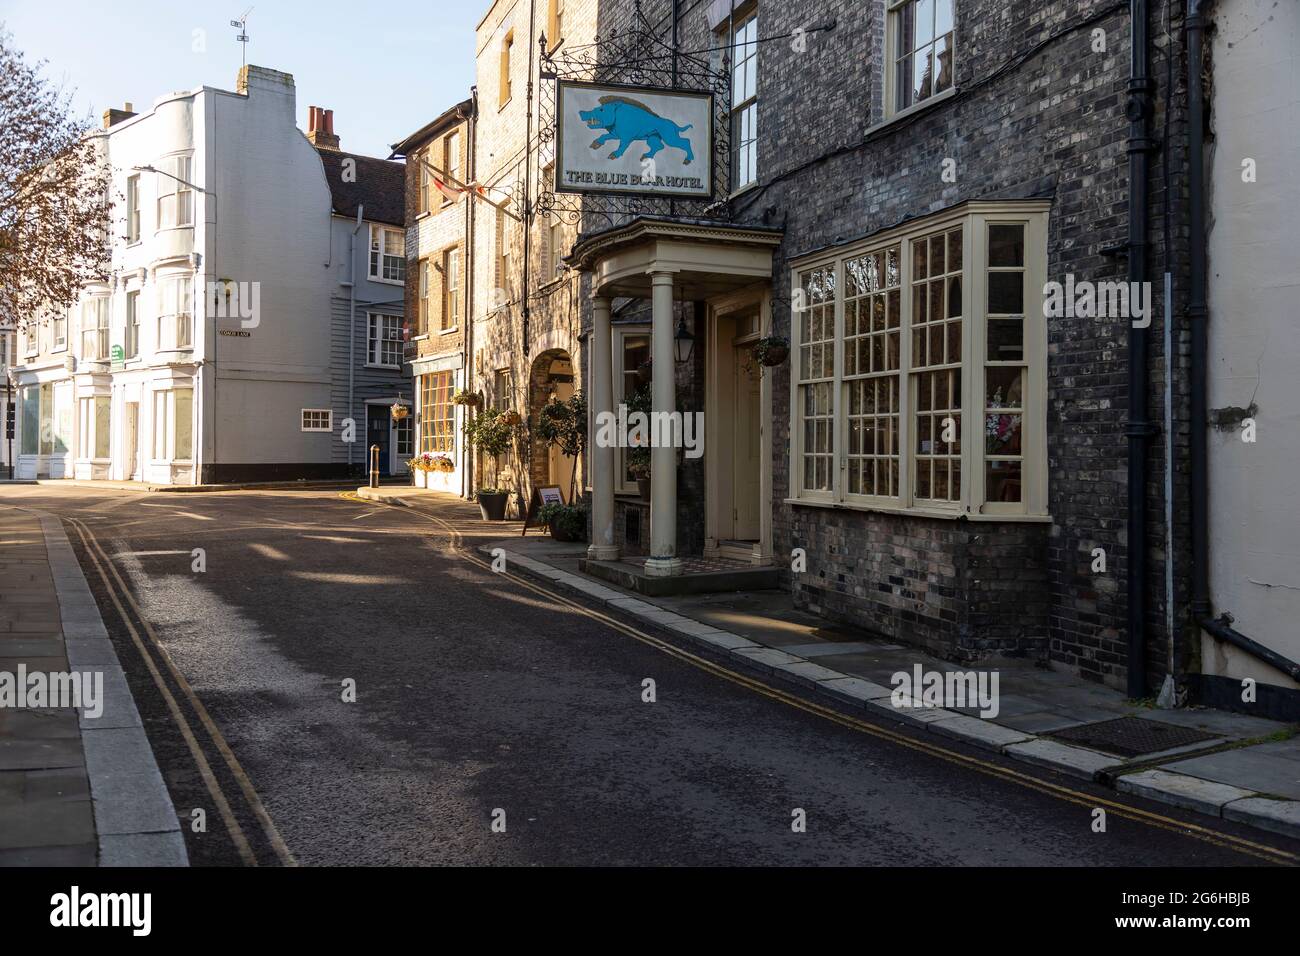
369 444 380 489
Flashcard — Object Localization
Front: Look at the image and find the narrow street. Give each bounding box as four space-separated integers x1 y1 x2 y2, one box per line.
1 486 1293 867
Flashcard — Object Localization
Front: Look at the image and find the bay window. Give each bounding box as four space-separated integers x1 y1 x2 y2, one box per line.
157 275 193 350
80 297 109 360
157 155 194 228
419 371 454 453
790 201 1048 517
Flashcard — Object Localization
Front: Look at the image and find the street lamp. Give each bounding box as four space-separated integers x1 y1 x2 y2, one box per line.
673 315 695 365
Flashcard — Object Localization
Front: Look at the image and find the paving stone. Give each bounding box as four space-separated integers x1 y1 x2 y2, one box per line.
0 792 94 849
1116 769 1257 817
1222 797 1300 841
99 831 188 867
89 770 180 835
80 726 157 780
0 738 85 771
733 647 803 671
1161 747 1300 801
1003 738 1123 781
866 696 961 726
817 676 895 703
0 842 97 866
771 660 849 686
688 630 759 651
929 714 1036 752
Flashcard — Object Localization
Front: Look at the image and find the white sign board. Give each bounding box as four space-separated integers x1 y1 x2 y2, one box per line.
555 81 714 199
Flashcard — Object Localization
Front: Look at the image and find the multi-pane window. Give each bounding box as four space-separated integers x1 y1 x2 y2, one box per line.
52 313 67 350
153 389 193 460
549 0 565 45
418 259 430 333
418 150 431 214
910 226 964 504
369 226 405 282
441 248 461 330
420 371 454 453
889 0 955 115
125 291 140 359
500 31 514 107
301 409 332 432
730 12 759 190
126 174 141 242
844 246 902 498
368 313 402 368
616 330 650 491
444 132 461 194
395 411 413 458
80 297 109 360
797 266 837 494
494 208 511 308
158 275 193 349
78 396 111 459
493 368 513 411
157 155 194 228
791 203 1047 516
984 223 1027 504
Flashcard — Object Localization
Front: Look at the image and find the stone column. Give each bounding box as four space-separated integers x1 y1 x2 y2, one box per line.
645 271 682 576
587 295 619 560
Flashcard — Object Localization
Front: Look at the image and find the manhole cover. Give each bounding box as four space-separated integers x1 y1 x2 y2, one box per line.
1048 717 1219 757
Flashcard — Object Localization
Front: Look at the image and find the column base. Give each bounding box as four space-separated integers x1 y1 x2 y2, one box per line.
643 556 683 577
587 544 620 561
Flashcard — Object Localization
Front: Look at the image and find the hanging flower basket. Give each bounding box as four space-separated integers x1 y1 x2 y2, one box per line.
390 403 410 421
752 336 790 368
451 389 482 408
501 410 523 427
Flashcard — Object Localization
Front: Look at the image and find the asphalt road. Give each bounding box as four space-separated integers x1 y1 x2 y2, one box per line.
2 484 1295 867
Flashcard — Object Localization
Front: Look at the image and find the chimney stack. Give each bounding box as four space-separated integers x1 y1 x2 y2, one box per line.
307 106 340 149
102 102 136 129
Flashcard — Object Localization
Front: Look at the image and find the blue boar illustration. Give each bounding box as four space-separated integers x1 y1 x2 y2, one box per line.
579 96 695 165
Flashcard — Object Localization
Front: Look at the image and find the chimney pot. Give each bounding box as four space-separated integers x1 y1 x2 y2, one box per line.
306 106 340 150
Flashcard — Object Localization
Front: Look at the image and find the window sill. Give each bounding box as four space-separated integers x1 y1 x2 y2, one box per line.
867 87 959 139
368 276 405 287
729 179 762 201
365 362 401 371
437 326 459 336
783 497 1051 523
412 334 430 342
498 97 513 113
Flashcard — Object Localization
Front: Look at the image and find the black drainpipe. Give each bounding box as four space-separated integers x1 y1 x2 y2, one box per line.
1125 0 1157 698
1185 0 1300 685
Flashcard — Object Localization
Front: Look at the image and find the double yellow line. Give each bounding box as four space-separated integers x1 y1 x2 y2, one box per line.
64 514 297 867
398 499 1299 866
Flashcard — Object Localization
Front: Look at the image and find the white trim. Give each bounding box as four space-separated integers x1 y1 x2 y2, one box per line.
301 408 333 432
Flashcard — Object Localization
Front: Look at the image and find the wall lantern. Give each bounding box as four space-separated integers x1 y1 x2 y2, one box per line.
673 316 695 365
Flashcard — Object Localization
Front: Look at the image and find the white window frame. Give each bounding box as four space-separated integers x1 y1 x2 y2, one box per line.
885 0 957 121
151 387 193 462
126 174 141 243
788 200 1049 520
51 312 67 352
301 409 332 432
80 297 109 361
441 247 461 331
125 290 140 359
21 323 37 357
157 274 193 351
367 313 402 368
156 154 194 229
369 225 406 284
442 131 461 206
727 9 759 192
613 325 651 495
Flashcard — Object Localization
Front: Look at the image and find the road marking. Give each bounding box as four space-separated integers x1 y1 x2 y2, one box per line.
375 498 1299 867
66 514 298 867
65 518 258 866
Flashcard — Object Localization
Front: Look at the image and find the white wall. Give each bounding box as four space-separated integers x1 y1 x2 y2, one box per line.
1204 0 1300 689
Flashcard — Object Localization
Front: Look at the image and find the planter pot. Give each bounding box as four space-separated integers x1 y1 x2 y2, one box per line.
477 491 509 521
636 477 651 501
549 523 581 543
757 343 790 367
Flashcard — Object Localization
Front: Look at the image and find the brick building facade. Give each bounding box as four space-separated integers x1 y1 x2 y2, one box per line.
567 0 1193 696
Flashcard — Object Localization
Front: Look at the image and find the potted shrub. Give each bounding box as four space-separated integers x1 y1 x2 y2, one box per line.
463 407 517 520
534 392 587 502
537 502 587 542
628 447 651 500
751 335 790 368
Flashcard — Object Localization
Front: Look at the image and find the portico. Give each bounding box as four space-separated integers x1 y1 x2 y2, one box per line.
570 217 782 580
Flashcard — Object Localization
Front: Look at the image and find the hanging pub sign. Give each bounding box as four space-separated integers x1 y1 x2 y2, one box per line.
555 80 714 200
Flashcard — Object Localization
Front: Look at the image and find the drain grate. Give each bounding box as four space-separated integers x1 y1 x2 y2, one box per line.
1048 717 1219 758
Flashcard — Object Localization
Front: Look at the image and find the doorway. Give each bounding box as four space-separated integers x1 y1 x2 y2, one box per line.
705 295 772 565
124 402 139 480
367 405 391 477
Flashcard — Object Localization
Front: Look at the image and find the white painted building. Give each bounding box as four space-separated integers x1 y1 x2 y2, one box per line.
9 65 360 483
1203 1 1300 699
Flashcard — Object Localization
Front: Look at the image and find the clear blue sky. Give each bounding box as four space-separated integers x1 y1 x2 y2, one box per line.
1 0 481 158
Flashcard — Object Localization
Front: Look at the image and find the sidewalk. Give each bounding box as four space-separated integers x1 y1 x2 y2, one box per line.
7 477 382 494
0 506 186 866
497 535 1300 840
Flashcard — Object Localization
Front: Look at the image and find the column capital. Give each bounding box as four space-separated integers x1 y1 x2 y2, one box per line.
650 271 675 288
